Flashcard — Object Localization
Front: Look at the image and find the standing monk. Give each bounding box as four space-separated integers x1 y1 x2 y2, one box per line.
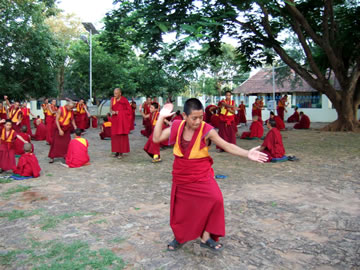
21 102 34 136
277 95 288 121
217 91 236 151
48 101 76 163
45 99 58 145
0 102 7 131
152 99 268 252
140 97 152 137
237 101 247 126
41 98 49 124
110 88 132 159
4 96 22 133
130 99 137 131
75 99 90 131
205 104 217 124
294 112 310 129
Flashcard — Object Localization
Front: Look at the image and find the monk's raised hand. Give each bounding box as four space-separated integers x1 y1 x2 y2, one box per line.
248 146 268 163
160 103 175 118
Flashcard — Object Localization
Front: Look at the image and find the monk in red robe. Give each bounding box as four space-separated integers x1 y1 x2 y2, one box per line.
259 119 286 161
171 110 183 122
99 117 112 140
48 102 76 163
205 104 217 123
75 99 90 131
0 120 29 172
153 99 268 252
13 143 41 177
240 115 264 139
217 91 236 151
268 111 286 131
5 97 23 133
294 112 310 129
41 98 49 124
252 98 259 118
257 98 264 120
63 129 90 168
140 97 152 137
0 102 7 120
14 126 33 155
21 102 34 136
277 95 288 121
110 88 132 158
130 100 136 131
236 101 247 126
45 99 58 145
33 118 46 141
143 103 162 162
287 106 300 123
210 107 220 129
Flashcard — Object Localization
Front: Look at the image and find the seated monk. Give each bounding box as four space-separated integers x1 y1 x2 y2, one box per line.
287 107 300 123
13 143 41 178
99 117 112 140
240 115 263 139
63 128 90 168
33 118 46 141
294 112 310 129
210 107 220 129
172 110 183 122
258 119 286 162
14 125 34 155
268 111 285 131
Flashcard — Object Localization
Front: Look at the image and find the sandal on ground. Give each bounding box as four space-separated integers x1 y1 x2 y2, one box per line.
167 238 182 251
152 158 162 163
200 238 224 252
49 159 54 164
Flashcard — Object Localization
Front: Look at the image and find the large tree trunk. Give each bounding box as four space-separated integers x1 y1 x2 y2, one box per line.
322 94 360 131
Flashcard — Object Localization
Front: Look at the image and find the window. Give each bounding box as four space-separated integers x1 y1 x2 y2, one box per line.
296 93 322 108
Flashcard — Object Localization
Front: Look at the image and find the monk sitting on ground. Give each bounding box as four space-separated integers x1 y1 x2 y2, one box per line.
287 106 300 123
13 143 41 178
240 115 263 139
294 112 310 129
63 128 90 168
14 126 33 155
33 118 46 141
99 117 112 140
172 110 183 122
258 119 286 162
268 111 285 131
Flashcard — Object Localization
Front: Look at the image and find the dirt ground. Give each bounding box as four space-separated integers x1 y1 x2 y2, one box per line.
0 118 359 270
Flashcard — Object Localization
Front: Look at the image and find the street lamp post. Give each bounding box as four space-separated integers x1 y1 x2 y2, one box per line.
82 22 99 105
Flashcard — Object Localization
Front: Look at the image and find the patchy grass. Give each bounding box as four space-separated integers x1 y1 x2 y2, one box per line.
0 240 125 269
110 237 127 244
39 212 97 231
0 209 42 221
1 185 31 199
0 177 12 184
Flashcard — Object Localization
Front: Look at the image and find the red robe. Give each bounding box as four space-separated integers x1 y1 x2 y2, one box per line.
205 105 216 123
277 97 286 121
91 116 98 128
65 137 90 168
141 103 152 137
99 122 112 140
217 100 236 149
0 129 17 171
75 103 88 130
287 111 299 123
21 107 33 136
34 122 46 141
143 111 160 158
13 153 41 177
45 105 57 145
168 120 225 243
294 115 310 129
274 115 285 130
210 114 220 129
130 103 136 131
13 132 33 155
8 106 23 133
48 106 74 159
171 115 183 122
110 96 132 153
0 107 7 120
262 128 285 161
240 120 263 139
236 104 247 124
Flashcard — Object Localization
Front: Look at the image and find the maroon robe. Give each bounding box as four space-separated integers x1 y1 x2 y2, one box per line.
13 153 41 177
143 111 160 158
274 115 286 130
205 105 216 123
237 104 247 124
141 103 152 137
217 100 236 150
21 108 32 136
262 128 285 161
287 111 300 123
169 120 225 243
34 122 46 141
294 115 310 129
99 122 112 140
240 120 263 139
0 129 17 171
65 137 90 168
14 132 33 155
110 96 132 153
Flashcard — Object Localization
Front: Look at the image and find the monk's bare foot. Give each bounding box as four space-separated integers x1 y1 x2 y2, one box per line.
49 159 54 163
117 153 123 159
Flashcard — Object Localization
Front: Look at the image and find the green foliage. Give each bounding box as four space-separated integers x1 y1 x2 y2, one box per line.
0 209 41 221
39 212 97 230
0 177 12 184
0 240 125 269
0 0 59 100
1 185 31 198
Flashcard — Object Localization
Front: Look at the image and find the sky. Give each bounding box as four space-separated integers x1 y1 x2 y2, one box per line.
57 0 116 30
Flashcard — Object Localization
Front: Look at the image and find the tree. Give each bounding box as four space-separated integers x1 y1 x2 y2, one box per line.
0 0 59 100
108 0 360 131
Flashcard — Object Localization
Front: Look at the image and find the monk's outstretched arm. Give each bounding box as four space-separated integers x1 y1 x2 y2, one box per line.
16 134 29 144
207 129 268 163
152 115 170 143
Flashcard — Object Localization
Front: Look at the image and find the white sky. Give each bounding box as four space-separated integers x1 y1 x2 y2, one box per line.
57 0 116 30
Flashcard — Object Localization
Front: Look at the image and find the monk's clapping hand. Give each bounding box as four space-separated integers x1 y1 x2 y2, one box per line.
248 146 268 163
160 103 175 118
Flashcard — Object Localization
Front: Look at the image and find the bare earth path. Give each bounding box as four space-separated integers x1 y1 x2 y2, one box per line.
0 118 359 269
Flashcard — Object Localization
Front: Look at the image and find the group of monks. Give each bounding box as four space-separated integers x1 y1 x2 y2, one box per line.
0 89 314 253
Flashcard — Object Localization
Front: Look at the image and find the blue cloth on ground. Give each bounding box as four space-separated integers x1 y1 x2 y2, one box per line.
270 156 288 163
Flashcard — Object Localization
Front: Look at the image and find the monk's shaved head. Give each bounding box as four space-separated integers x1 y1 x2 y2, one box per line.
24 143 32 153
184 98 203 116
